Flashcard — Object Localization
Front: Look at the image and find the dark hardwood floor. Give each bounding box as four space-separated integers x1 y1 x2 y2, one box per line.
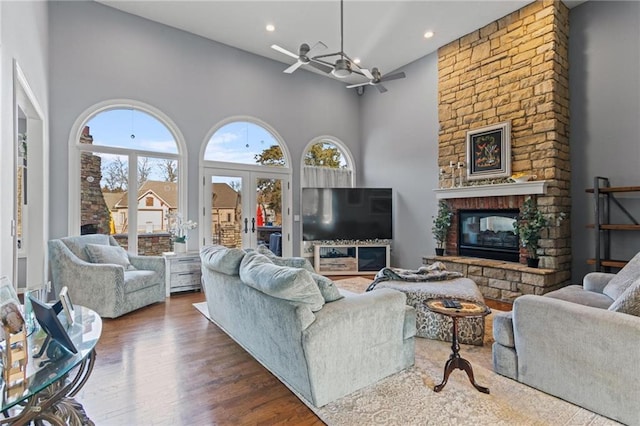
77 292 323 425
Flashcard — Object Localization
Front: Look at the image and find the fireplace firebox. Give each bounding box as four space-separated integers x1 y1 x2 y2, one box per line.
458 209 520 262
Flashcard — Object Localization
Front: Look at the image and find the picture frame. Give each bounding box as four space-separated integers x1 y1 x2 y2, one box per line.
466 121 511 180
28 295 77 355
59 286 75 326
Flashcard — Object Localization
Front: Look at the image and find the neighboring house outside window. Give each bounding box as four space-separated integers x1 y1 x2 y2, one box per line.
75 106 182 255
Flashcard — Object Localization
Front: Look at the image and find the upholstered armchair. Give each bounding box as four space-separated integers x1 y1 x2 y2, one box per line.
48 234 165 318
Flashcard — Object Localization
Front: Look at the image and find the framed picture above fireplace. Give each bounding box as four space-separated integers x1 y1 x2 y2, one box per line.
466 121 511 180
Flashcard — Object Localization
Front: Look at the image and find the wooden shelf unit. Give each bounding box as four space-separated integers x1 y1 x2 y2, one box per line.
585 177 639 272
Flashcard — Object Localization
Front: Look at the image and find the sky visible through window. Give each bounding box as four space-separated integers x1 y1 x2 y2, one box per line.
204 121 281 164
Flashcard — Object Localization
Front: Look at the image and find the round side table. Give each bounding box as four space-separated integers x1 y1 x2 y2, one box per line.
424 298 491 394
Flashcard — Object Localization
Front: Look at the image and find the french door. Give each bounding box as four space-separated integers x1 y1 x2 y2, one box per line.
202 168 291 256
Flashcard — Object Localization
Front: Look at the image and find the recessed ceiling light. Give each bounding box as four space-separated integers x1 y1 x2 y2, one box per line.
266 24 275 32
353 58 361 64
424 31 434 39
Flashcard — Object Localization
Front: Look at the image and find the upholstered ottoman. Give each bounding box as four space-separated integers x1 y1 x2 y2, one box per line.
375 278 486 345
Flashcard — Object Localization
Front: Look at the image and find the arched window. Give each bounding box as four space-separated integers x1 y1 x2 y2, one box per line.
301 137 354 188
204 120 287 167
72 103 184 255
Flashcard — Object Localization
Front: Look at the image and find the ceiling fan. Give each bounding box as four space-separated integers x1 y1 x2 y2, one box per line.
346 67 406 93
270 42 333 74
271 0 373 80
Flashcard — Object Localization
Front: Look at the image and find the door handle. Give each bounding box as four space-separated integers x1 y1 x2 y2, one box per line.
251 218 256 233
244 218 248 233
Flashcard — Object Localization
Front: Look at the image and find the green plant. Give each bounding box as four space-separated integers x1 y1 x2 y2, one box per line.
514 197 565 259
432 201 453 249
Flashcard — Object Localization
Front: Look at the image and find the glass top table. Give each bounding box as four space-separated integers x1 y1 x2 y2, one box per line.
1 305 102 424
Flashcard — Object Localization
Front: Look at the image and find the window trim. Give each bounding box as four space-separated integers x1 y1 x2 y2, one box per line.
68 99 187 253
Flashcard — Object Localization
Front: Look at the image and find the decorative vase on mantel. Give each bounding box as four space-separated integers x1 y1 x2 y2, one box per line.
526 257 539 268
174 241 187 253
435 248 445 256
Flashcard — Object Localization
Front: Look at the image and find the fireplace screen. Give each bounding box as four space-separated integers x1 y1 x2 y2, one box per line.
459 209 519 262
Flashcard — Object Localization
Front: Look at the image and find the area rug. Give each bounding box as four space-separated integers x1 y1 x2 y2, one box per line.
193 280 620 425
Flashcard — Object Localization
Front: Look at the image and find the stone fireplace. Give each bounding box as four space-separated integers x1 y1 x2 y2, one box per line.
426 0 572 302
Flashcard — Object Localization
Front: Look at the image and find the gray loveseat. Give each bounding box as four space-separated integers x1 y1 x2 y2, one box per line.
492 252 640 426
200 245 416 407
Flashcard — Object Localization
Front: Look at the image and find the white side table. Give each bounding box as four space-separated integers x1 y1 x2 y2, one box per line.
163 251 202 296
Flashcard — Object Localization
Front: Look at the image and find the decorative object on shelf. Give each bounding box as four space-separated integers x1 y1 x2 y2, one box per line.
514 196 565 267
167 212 197 252
466 121 511 180
438 168 446 189
509 173 537 183
457 162 465 188
448 161 456 188
432 201 453 255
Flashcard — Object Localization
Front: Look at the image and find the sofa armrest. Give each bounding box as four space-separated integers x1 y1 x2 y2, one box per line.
48 240 126 315
301 288 415 406
513 295 640 424
582 272 616 293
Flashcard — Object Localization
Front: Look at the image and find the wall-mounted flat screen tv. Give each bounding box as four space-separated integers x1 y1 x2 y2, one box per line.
302 188 393 241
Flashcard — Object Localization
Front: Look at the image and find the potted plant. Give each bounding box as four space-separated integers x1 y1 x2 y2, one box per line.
168 212 198 253
432 201 453 256
514 196 564 268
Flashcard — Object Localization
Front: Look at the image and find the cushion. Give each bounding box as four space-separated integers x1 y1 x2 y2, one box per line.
608 277 640 316
85 243 135 270
200 245 245 276
603 251 640 300
256 245 315 272
309 272 344 303
239 251 324 312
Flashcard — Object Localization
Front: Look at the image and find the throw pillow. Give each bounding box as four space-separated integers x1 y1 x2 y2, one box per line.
603 251 640 300
239 251 325 312
310 272 344 303
608 276 640 317
200 245 246 276
85 244 135 270
256 244 315 272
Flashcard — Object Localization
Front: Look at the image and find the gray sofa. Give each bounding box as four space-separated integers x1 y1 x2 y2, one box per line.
48 234 165 318
200 245 416 407
492 252 640 426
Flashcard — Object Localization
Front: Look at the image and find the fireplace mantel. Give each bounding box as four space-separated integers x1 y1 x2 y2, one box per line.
433 181 548 199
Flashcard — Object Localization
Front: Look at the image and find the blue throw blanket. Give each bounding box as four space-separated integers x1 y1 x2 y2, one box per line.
366 262 464 292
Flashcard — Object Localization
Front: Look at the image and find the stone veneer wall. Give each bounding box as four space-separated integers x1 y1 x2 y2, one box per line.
80 126 112 234
435 1 571 299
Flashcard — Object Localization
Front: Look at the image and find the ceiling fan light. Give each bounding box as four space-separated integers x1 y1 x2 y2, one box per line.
332 58 352 78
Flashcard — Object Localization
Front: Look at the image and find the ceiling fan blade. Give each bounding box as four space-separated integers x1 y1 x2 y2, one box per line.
306 41 327 58
376 84 388 93
346 82 369 89
380 71 406 82
308 61 333 74
284 61 304 74
271 44 298 59
360 68 374 80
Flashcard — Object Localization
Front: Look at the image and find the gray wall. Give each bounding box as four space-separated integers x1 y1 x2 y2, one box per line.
569 1 640 280
359 53 439 268
0 1 49 281
48 1 361 254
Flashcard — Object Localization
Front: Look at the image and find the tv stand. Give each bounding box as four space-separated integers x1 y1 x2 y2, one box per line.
314 244 390 275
